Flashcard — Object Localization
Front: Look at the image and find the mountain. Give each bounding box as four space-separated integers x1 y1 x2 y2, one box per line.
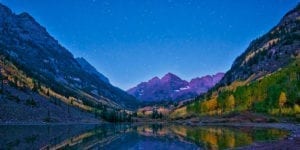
0 3 138 112
218 5 300 87
127 72 224 102
76 57 110 83
189 73 225 94
171 4 300 119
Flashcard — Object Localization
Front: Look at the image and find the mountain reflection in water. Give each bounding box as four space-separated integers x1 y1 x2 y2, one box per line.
0 124 289 150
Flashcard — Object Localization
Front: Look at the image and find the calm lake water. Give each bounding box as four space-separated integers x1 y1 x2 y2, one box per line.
0 124 289 150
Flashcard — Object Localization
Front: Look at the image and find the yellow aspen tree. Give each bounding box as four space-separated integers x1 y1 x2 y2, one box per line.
279 92 287 108
226 95 235 111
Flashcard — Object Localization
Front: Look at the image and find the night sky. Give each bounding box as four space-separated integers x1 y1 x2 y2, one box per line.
1 0 299 90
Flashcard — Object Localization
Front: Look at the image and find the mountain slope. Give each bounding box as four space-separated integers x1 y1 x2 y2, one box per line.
0 3 138 110
127 73 224 102
76 57 110 84
171 4 300 119
0 84 100 123
219 4 300 87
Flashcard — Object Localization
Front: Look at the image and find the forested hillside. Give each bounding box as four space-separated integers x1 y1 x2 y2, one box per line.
171 4 300 119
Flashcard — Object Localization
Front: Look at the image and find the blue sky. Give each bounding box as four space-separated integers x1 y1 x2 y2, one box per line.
1 0 299 89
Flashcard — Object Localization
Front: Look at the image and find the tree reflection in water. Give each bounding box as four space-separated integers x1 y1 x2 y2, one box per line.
0 124 289 150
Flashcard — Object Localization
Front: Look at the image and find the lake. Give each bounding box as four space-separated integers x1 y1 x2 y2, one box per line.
0 124 289 150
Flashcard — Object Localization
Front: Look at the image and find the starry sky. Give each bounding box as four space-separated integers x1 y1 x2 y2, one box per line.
0 0 299 90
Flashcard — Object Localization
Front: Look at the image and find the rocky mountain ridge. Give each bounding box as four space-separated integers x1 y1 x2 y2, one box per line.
219 4 300 87
127 72 224 102
0 3 138 110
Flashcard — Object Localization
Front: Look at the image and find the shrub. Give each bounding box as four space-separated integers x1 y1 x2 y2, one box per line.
268 108 280 115
7 93 20 103
267 118 279 123
25 98 37 107
294 104 300 113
